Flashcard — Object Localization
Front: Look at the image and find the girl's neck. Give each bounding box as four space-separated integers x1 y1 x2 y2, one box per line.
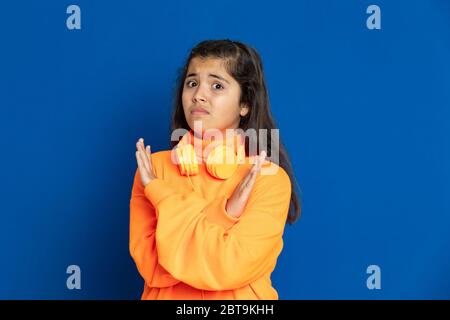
191 128 239 141
188 128 244 163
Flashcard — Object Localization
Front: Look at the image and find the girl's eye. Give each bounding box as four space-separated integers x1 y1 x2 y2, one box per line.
186 80 197 87
185 80 223 90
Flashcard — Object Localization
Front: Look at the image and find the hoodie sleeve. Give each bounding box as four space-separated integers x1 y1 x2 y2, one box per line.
144 166 292 291
129 169 180 288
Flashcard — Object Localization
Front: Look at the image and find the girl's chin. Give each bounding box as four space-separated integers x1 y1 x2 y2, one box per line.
188 122 225 133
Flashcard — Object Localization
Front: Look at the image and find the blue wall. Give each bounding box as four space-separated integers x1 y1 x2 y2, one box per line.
0 0 449 299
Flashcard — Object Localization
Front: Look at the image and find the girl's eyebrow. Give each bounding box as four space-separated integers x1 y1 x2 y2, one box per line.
186 72 230 84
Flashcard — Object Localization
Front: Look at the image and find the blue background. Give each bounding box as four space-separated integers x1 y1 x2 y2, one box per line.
0 0 449 299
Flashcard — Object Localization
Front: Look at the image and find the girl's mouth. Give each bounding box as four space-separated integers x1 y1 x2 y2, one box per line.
191 110 210 115
191 106 210 115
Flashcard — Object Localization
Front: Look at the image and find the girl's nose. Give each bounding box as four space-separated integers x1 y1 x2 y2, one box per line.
192 86 207 103
193 96 206 104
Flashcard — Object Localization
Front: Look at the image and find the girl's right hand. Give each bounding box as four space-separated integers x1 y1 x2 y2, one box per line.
135 138 157 187
225 151 267 218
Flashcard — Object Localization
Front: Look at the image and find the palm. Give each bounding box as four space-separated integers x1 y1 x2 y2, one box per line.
135 138 156 187
226 151 266 218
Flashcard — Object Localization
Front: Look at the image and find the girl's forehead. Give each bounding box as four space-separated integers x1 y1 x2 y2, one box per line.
187 57 228 73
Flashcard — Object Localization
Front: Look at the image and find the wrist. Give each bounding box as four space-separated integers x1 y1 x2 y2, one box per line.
144 177 154 188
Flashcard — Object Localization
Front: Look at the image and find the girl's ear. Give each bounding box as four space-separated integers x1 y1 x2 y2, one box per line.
239 104 249 117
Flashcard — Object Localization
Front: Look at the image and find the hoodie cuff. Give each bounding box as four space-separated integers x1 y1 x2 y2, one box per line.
144 178 176 207
144 178 241 229
205 195 241 230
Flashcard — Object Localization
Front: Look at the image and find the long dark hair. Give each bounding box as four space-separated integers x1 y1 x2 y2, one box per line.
170 39 301 225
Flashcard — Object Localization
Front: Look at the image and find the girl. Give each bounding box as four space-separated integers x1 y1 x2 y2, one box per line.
130 39 301 300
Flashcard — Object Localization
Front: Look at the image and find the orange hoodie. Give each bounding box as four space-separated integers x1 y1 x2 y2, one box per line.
129 132 292 300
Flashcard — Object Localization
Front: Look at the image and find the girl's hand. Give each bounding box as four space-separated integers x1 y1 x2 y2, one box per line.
135 138 156 187
225 151 267 218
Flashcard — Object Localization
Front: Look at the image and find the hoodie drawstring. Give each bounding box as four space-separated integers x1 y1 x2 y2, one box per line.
186 171 201 195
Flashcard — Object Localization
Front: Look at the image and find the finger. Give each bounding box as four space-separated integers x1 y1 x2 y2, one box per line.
145 145 155 176
136 151 144 172
137 138 146 154
137 138 144 151
239 172 252 193
136 151 149 185
138 139 150 173
242 154 261 187
247 163 259 188
137 144 150 174
249 153 265 184
238 159 259 195
251 154 261 174
136 138 144 150
257 151 266 171
136 149 144 169
136 139 146 159
145 145 152 161
239 172 257 199
252 152 264 172
239 160 256 192
136 138 152 174
259 150 267 166
241 152 266 196
136 140 141 151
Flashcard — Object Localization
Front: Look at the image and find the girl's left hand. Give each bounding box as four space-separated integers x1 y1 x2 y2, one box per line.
135 138 156 187
225 151 267 218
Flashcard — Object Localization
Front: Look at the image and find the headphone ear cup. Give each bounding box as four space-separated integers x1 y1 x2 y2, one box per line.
177 144 199 176
187 144 199 175
206 145 238 180
175 146 186 175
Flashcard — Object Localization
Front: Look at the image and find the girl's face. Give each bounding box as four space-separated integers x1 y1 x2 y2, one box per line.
182 57 249 134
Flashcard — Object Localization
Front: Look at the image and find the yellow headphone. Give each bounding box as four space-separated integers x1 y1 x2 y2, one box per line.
174 130 246 181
